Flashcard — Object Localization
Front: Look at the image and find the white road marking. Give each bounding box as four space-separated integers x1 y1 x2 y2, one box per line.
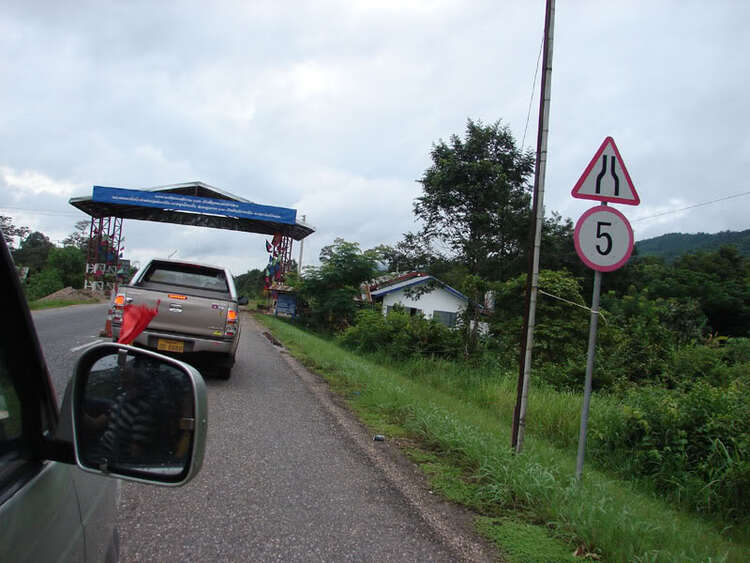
70 338 107 353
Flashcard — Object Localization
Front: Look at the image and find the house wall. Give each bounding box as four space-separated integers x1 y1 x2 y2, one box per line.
381 286 466 320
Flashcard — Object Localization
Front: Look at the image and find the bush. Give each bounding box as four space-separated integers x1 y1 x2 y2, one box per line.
589 380 750 519
24 268 64 301
338 308 461 360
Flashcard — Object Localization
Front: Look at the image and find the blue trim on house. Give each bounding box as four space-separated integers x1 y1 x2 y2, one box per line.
371 276 468 301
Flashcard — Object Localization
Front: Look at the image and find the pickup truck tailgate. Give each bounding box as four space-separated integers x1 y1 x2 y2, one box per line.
126 288 228 339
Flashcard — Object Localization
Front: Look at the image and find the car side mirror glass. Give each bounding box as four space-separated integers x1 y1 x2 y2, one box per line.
72 344 207 486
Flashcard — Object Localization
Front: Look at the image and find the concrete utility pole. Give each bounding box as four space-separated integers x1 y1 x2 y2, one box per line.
511 0 555 453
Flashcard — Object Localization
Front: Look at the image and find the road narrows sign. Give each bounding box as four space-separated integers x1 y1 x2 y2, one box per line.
571 137 640 205
574 205 634 272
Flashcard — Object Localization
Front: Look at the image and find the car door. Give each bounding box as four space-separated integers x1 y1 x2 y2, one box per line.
0 231 116 563
0 343 86 562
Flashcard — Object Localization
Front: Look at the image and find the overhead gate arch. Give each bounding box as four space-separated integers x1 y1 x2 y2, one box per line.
69 181 314 295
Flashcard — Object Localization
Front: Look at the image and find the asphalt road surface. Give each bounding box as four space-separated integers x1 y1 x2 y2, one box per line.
31 302 110 404
32 307 494 562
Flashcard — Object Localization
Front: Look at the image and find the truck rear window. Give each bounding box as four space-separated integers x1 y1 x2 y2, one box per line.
143 263 229 292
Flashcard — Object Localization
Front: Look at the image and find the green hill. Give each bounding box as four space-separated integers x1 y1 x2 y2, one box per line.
635 229 750 261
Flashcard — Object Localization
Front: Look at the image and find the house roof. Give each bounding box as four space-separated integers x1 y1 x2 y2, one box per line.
367 271 424 291
370 275 468 301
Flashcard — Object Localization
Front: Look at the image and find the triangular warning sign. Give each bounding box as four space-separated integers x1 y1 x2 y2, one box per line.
571 137 639 205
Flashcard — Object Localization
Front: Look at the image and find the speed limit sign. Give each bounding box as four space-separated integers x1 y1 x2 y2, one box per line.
574 205 634 272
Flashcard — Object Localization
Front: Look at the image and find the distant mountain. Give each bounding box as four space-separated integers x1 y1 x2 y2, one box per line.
635 229 750 261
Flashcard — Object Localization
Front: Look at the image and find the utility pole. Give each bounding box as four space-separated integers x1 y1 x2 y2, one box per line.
511 0 555 453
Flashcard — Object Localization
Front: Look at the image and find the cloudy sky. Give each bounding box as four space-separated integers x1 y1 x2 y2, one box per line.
2 1 748 275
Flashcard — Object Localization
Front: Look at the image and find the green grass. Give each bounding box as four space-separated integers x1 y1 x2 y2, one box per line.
258 315 749 562
28 298 101 310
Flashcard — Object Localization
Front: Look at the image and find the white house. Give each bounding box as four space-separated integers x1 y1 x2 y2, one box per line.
369 274 468 328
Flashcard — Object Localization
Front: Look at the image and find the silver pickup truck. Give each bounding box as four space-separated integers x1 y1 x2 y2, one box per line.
112 258 247 379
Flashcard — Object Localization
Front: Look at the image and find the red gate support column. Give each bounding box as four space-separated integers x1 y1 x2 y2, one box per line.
84 216 123 296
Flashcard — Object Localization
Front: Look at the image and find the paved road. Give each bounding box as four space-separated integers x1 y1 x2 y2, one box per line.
31 308 492 561
31 302 110 404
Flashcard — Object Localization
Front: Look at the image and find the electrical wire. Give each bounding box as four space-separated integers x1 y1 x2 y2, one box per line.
521 36 544 151
0 205 80 217
631 190 750 223
538 289 608 324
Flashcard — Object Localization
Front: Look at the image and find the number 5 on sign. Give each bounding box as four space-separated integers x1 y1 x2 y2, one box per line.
574 205 633 272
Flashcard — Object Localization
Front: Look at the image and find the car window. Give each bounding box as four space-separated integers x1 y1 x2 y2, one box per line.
145 264 229 292
0 346 25 489
0 348 21 446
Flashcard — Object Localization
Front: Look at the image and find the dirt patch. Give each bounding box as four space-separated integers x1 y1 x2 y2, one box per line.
38 287 106 302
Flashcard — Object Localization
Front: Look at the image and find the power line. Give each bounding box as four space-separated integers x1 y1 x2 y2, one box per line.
0 205 80 217
632 190 750 223
521 36 544 151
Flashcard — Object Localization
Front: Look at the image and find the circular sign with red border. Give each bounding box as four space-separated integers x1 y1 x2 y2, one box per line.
574 205 634 272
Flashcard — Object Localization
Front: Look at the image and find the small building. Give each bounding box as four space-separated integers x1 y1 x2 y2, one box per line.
369 274 467 328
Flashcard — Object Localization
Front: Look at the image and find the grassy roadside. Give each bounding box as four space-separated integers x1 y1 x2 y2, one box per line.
257 314 748 562
28 298 102 310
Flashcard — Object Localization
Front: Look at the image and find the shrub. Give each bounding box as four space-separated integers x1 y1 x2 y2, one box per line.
589 381 750 518
24 268 64 301
338 308 461 360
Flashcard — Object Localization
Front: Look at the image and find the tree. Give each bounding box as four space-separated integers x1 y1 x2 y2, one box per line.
13 231 54 274
370 234 440 274
25 268 64 301
606 246 750 337
0 215 30 251
415 119 535 281
62 220 91 252
47 246 86 288
294 238 377 331
234 269 265 299
539 212 585 277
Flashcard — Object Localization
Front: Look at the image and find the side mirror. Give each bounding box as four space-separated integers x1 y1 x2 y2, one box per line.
71 344 207 486
238 296 249 306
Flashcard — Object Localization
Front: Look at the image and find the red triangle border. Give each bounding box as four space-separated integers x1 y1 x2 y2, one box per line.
571 136 640 206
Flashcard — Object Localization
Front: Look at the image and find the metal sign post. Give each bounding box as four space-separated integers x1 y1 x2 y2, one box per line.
571 136 639 480
573 205 633 479
576 268 601 479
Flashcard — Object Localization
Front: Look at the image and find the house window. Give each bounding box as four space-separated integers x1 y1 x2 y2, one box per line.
385 305 421 317
433 310 457 328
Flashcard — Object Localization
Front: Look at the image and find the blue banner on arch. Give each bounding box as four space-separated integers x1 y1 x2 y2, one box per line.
92 186 297 225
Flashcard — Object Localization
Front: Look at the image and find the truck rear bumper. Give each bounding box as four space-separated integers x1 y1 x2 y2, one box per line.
112 326 238 359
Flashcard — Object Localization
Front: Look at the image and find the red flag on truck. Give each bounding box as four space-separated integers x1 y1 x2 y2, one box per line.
117 300 160 345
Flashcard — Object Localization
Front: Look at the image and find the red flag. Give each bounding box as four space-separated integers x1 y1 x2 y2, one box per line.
117 300 160 345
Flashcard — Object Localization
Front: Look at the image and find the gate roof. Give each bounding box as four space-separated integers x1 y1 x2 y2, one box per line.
69 181 314 241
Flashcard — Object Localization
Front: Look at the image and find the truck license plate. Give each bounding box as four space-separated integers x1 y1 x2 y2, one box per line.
157 339 184 353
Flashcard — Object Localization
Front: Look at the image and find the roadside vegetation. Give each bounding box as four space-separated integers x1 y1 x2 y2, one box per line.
27 297 101 310
1 217 136 304
258 314 748 562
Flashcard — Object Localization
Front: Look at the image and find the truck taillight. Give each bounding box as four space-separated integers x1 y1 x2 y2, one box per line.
225 309 238 336
113 294 125 321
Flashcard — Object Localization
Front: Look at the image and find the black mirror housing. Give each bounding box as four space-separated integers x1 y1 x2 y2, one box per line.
71 343 207 486
238 296 249 306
